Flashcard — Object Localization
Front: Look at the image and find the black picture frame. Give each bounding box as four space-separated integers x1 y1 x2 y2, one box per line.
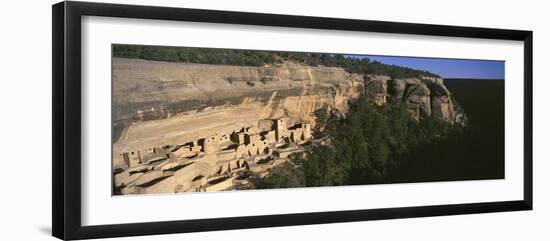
52 1 533 240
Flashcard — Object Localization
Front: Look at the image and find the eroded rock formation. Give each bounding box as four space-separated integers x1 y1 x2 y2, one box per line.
112 58 466 194
365 74 466 123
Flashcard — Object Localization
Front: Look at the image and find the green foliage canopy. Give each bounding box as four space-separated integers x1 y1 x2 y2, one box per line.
255 96 461 189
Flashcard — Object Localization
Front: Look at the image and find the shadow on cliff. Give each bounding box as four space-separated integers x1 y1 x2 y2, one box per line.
388 79 505 182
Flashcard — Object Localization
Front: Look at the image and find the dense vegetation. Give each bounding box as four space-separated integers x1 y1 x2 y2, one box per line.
113 45 439 78
255 79 505 189
255 96 461 188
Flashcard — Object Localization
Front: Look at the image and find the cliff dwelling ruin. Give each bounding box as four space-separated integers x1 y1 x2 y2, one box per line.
113 118 313 194
112 57 466 195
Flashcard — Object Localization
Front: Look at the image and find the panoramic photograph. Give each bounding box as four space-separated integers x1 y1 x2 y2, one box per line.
111 45 504 195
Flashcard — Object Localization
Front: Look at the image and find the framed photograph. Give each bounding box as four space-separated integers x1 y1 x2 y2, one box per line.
52 1 533 240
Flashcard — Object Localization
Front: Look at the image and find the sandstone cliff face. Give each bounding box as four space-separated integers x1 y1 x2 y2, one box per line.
113 58 363 123
111 58 467 193
112 58 465 152
364 74 466 124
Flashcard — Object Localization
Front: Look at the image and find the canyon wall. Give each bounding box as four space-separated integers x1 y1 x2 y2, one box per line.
113 58 464 126
111 58 467 194
113 57 363 123
112 58 465 167
364 75 467 123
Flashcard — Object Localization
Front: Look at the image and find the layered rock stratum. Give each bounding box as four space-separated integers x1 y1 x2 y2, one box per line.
112 57 466 194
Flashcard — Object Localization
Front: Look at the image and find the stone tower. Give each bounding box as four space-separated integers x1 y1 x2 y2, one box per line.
275 118 288 142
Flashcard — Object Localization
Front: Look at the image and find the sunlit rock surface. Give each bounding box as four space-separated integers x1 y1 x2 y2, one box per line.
112 58 466 194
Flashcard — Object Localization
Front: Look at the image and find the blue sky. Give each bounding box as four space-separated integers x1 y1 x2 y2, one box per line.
345 54 504 79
